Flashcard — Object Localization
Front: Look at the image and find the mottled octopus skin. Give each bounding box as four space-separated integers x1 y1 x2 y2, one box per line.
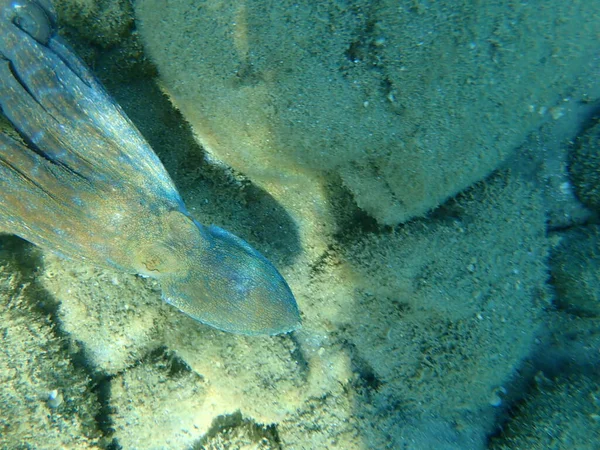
0 0 300 335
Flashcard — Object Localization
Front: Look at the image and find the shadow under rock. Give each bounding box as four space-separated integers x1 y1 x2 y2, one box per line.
0 235 115 442
192 410 282 450
0 235 58 318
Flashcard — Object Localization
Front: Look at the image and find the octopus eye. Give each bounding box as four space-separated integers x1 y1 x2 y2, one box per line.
133 242 181 276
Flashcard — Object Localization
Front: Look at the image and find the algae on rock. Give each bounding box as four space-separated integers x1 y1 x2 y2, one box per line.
550 225 600 317
134 0 600 245
489 373 600 450
0 242 101 449
570 120 600 213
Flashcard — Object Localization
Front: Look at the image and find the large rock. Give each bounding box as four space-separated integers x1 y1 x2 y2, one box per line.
489 373 600 449
135 0 600 239
550 225 600 317
570 120 600 213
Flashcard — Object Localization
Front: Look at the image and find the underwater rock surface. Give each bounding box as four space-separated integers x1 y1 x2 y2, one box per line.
570 119 600 213
1 0 600 449
136 0 599 229
551 225 600 317
489 373 600 449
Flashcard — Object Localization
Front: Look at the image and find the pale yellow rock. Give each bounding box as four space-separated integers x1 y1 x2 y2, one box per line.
135 0 600 241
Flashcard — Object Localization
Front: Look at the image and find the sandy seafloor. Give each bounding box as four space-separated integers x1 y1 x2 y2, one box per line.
1 0 600 449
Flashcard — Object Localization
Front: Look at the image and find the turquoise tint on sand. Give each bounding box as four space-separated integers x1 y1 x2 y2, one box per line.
0 0 300 335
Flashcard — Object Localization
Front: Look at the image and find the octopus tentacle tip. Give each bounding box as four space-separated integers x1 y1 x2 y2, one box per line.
1 0 56 45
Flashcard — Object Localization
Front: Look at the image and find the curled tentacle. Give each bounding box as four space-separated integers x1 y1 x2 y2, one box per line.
0 0 56 44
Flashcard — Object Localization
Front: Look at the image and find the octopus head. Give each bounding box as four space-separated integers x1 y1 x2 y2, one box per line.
136 210 301 336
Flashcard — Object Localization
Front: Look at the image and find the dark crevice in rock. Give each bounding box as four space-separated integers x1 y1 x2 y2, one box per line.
193 411 282 450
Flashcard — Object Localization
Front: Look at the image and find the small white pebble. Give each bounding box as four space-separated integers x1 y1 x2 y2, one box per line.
490 386 507 407
47 389 63 409
549 106 564 120
559 181 572 196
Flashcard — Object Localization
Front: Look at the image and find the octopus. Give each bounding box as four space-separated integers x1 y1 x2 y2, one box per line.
0 0 300 335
